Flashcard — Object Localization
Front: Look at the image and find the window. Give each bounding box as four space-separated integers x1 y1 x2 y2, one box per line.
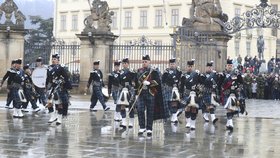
272 4 278 37
72 14 78 31
235 8 241 16
124 11 132 28
155 9 163 27
246 41 251 56
235 41 240 57
111 11 117 29
60 15 67 31
140 10 148 28
171 9 179 26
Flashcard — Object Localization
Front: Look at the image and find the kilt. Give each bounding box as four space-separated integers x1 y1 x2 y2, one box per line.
159 86 174 117
157 85 171 120
57 88 70 115
137 90 155 130
23 88 38 109
90 86 106 108
203 92 211 105
111 89 119 104
11 87 22 109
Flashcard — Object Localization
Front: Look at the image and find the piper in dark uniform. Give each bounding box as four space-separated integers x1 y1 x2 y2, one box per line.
162 58 182 124
220 59 243 131
0 60 16 109
136 55 161 136
117 57 136 129
201 61 219 124
86 60 110 112
180 59 200 130
46 54 72 125
108 60 121 121
21 64 40 112
9 59 25 118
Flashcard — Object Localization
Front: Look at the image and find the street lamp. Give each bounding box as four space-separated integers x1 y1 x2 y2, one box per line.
6 26 10 38
88 31 94 45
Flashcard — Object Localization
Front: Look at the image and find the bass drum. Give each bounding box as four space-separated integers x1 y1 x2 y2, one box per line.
89 86 110 102
31 67 48 88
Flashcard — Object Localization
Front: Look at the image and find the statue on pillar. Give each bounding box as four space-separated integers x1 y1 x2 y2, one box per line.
0 9 3 21
83 0 113 34
257 35 264 60
182 0 228 31
0 0 18 25
15 10 26 26
0 0 26 27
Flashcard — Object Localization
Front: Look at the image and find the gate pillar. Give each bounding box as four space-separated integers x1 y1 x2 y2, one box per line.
0 0 26 89
76 33 118 93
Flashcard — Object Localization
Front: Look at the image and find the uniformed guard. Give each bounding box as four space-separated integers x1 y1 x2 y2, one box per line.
201 61 219 124
46 54 72 125
136 55 161 136
162 58 182 124
9 59 25 118
180 59 200 130
118 57 136 129
34 57 48 106
21 64 40 112
0 60 16 109
220 59 243 131
86 60 110 112
108 60 121 121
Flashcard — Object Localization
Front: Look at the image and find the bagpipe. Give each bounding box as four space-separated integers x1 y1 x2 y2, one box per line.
224 93 248 116
46 78 64 108
128 68 154 114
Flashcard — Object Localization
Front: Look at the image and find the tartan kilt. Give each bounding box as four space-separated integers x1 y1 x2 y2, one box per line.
11 87 21 108
154 84 170 120
202 93 211 105
111 89 119 104
57 88 69 105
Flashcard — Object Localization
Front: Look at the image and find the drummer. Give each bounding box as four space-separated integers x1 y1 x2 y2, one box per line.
86 60 110 112
33 57 48 106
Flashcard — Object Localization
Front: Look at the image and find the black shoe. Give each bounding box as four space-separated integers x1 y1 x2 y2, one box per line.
56 122 61 126
138 129 146 135
129 125 133 129
104 106 110 111
226 126 233 131
147 131 152 137
213 118 218 124
191 127 195 131
22 109 29 112
177 111 183 117
203 117 209 123
120 124 127 129
90 108 97 112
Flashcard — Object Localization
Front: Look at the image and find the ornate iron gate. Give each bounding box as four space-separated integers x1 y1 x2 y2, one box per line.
109 36 175 72
24 43 80 85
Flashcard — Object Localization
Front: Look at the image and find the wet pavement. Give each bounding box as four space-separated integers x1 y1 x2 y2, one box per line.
0 96 279 158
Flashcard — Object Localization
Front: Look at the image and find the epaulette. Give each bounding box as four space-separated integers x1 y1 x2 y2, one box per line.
10 69 17 73
164 68 170 73
129 68 135 73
